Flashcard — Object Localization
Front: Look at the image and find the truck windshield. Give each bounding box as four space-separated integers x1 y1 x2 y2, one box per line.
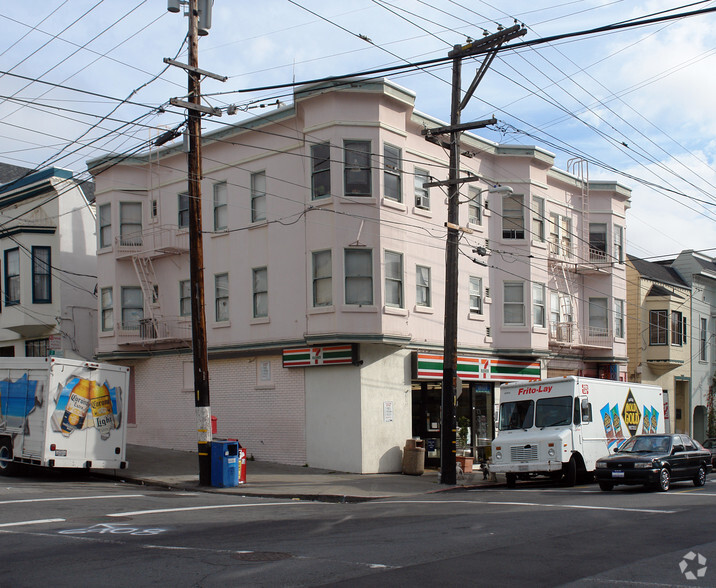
499 400 534 430
535 396 573 428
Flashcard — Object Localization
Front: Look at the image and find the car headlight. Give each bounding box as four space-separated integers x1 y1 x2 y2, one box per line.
548 448 555 458
495 451 502 460
634 462 655 469
596 462 608 468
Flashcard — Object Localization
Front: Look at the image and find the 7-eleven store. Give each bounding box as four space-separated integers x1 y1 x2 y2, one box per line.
411 353 541 467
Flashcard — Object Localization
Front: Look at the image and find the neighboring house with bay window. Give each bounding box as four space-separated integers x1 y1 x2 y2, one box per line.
0 164 97 360
87 78 631 473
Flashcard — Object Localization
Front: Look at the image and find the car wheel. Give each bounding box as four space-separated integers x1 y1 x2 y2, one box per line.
0 438 18 476
694 465 706 487
505 473 516 488
598 481 614 491
563 457 577 487
656 467 670 492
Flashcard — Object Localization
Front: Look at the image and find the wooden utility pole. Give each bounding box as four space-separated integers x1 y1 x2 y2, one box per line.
429 25 526 485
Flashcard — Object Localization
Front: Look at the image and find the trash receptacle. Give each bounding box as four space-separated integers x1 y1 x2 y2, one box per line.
402 438 425 475
210 440 239 487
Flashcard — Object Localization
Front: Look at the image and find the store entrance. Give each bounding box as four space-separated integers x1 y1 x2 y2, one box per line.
412 381 495 467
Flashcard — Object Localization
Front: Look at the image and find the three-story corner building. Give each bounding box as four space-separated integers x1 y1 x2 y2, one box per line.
625 254 691 435
87 78 631 473
0 164 97 360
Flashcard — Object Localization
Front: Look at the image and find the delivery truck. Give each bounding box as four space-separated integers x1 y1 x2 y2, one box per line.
490 376 665 488
0 357 129 475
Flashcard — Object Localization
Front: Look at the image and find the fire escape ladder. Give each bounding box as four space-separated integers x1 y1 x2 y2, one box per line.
132 254 160 338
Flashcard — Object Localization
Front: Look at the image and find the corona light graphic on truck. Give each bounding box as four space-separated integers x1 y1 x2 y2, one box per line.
53 377 122 438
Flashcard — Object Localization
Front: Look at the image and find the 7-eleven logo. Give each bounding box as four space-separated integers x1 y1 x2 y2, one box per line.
311 348 323 365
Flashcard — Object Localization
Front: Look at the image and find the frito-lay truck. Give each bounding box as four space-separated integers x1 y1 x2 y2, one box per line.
0 357 130 475
490 376 664 488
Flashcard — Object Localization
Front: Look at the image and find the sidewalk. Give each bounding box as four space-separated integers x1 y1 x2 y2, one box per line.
108 444 502 502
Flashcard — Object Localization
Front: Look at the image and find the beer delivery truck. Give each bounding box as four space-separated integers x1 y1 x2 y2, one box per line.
490 376 664 488
0 357 130 475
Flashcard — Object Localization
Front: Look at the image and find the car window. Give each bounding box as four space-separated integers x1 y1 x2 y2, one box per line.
703 440 713 449
681 435 695 451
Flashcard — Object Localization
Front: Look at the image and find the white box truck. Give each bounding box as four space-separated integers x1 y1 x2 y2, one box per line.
490 376 665 488
0 357 130 475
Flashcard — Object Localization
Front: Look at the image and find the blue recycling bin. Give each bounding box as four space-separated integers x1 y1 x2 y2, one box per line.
210 440 239 487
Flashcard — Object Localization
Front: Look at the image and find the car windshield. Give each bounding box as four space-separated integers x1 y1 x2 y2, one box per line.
535 396 573 428
617 435 671 454
499 400 534 430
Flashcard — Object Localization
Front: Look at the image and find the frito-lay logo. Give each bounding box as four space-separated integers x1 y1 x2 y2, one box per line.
621 390 641 437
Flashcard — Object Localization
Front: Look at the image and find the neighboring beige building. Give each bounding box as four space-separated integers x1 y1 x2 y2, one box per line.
87 78 632 473
626 255 690 434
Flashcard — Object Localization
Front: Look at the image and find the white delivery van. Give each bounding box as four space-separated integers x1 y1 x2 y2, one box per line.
490 376 664 488
0 357 130 475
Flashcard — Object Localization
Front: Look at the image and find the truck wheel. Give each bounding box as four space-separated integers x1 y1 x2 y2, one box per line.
505 473 516 488
656 467 670 492
0 438 18 476
694 465 706 487
598 481 614 491
563 457 577 487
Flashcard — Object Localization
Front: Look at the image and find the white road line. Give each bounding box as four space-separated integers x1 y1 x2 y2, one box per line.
0 495 143 506
0 518 65 527
107 501 324 517
381 499 674 514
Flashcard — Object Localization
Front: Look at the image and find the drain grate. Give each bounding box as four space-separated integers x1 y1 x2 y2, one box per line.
232 551 293 562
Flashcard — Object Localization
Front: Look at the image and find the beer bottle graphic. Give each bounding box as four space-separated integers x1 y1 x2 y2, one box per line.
60 378 91 437
90 381 115 440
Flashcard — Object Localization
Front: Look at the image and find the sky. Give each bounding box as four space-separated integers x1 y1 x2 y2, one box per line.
1 0 715 261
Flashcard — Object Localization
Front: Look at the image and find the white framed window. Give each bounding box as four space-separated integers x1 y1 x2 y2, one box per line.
345 248 373 305
251 171 266 222
180 280 191 317
416 265 431 307
468 188 482 225
502 194 525 239
532 196 545 241
311 143 331 199
615 299 625 338
119 202 142 246
121 287 143 329
414 168 430 210
384 250 403 308
383 144 402 202
503 281 525 325
32 246 51 303
588 297 608 336
344 140 371 196
589 223 607 261
213 182 228 231
178 193 189 228
99 203 111 248
252 267 268 318
532 283 545 328
215 273 229 322
650 309 668 345
700 317 708 361
4 248 19 305
614 225 624 263
469 276 483 314
549 213 572 258
671 311 685 346
312 250 332 307
101 287 113 331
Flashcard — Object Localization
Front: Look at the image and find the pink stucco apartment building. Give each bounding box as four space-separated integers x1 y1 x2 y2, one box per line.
87 78 630 473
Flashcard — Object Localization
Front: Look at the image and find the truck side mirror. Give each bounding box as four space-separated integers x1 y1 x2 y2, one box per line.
581 399 592 423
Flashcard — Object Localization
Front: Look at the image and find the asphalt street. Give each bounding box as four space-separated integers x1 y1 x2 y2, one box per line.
2 470 716 587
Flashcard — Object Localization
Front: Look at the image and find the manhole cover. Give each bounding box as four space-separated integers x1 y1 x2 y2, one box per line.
232 551 293 562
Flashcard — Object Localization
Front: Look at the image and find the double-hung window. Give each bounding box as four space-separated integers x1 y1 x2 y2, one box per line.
614 299 625 338
179 280 191 317
649 310 668 345
416 265 431 307
502 194 525 239
345 249 373 305
383 144 402 202
252 267 268 318
700 318 708 361
312 250 332 307
588 297 608 337
311 143 331 199
414 169 430 210
121 287 143 329
99 204 111 248
671 311 686 346
384 251 403 308
4 248 19 306
469 276 483 314
101 287 113 332
213 182 228 231
468 188 481 225
215 273 229 322
178 193 189 228
503 281 525 325
32 246 51 303
614 225 624 263
120 202 142 246
532 283 546 328
344 140 371 196
589 223 607 262
251 171 266 222
532 196 545 241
